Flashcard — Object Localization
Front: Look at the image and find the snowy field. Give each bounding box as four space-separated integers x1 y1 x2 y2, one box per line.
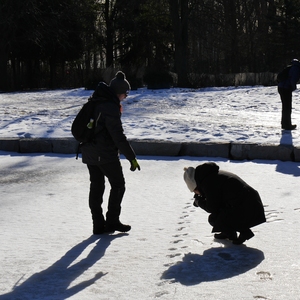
0 85 299 146
0 154 300 300
0 86 300 299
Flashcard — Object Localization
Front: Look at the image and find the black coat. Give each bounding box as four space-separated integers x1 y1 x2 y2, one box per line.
81 82 136 165
194 162 266 233
278 60 300 91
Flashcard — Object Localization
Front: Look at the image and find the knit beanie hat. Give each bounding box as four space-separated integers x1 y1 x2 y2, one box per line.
109 71 131 95
183 167 197 192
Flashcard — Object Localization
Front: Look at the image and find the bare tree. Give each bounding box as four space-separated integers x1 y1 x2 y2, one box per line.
168 0 190 87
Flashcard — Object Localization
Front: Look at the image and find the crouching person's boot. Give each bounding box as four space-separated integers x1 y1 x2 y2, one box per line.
214 231 237 241
232 229 254 245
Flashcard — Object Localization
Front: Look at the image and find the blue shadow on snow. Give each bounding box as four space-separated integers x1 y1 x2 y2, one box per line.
0 233 127 300
161 242 264 286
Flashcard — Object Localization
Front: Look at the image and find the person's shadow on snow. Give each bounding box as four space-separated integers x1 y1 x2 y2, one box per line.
161 242 264 285
280 128 293 147
276 130 300 176
0 233 127 300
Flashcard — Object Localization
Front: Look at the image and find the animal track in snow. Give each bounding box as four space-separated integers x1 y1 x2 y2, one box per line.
166 253 181 258
166 201 194 264
192 239 204 245
153 290 169 298
171 239 183 244
179 215 189 219
256 271 272 281
265 209 283 223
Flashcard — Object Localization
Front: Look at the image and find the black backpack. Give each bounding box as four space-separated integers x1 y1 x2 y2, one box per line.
277 65 292 83
71 98 101 144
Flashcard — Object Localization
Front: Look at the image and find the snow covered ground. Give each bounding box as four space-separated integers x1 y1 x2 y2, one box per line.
0 85 299 146
0 154 300 300
1 86 300 299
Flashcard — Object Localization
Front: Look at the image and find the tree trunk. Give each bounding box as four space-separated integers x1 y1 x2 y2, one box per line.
105 0 114 68
49 57 56 89
0 45 9 91
223 0 239 73
168 0 190 87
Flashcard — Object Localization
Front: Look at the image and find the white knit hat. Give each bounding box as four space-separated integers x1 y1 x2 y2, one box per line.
183 167 197 192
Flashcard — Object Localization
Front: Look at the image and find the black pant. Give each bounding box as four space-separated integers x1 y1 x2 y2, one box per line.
87 161 125 226
278 87 293 127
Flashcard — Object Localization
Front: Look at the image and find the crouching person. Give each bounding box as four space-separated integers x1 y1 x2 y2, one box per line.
183 162 266 245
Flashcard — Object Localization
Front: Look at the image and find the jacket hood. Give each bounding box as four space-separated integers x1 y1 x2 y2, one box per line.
195 162 219 184
91 82 120 105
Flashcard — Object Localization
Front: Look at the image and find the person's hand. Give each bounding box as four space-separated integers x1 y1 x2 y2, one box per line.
130 158 141 171
193 194 206 210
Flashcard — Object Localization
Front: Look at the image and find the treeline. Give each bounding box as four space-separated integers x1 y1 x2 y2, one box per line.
1 0 300 91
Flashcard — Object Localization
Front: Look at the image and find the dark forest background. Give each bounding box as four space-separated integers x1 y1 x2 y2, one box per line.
1 0 300 91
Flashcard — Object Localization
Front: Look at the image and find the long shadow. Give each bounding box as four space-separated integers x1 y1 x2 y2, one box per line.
279 129 293 147
276 130 300 176
0 233 127 300
233 129 300 177
161 242 264 286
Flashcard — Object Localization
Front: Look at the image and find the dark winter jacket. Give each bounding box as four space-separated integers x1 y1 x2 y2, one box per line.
81 82 136 165
278 60 300 91
193 162 266 233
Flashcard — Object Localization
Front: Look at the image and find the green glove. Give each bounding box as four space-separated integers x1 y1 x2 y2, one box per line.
130 158 141 171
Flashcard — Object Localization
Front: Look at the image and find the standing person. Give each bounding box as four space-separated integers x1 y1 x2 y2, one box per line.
278 58 300 130
183 162 266 245
81 71 140 235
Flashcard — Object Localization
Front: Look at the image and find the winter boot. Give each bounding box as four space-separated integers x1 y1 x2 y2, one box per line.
282 124 297 130
214 231 237 241
93 220 106 235
105 221 131 233
232 229 254 245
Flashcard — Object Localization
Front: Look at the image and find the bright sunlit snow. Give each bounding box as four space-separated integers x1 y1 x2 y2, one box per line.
0 85 299 145
0 86 300 299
